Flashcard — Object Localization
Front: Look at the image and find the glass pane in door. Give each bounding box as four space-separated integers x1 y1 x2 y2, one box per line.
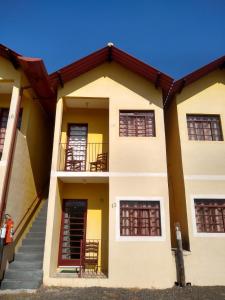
67 124 88 171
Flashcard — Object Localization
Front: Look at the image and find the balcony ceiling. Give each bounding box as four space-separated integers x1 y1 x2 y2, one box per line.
0 82 13 94
64 97 109 109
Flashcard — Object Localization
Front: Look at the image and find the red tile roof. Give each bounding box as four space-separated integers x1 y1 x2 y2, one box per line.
49 45 173 92
164 55 225 107
0 44 56 115
1 43 225 112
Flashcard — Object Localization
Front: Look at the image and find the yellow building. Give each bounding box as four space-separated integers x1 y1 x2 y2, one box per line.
1 43 225 289
165 56 225 285
0 44 54 281
43 44 176 288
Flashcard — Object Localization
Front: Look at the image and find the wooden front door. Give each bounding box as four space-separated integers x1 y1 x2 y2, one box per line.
66 124 88 171
58 200 87 266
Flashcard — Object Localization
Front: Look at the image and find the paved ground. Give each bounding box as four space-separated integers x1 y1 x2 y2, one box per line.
1 286 225 300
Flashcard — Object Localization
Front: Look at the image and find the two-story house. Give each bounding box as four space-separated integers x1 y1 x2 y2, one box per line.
2 42 225 290
43 44 177 288
0 44 54 285
165 55 225 285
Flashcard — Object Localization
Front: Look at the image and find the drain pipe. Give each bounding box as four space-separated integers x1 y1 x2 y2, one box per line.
0 86 30 224
175 222 186 287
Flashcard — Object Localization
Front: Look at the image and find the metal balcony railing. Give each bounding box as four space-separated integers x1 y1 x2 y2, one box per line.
58 143 109 172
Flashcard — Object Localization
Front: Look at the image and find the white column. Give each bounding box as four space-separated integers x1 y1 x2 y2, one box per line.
1 80 21 161
0 79 21 215
51 97 63 172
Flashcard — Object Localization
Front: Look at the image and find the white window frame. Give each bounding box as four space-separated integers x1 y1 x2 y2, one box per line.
115 196 166 241
191 194 225 237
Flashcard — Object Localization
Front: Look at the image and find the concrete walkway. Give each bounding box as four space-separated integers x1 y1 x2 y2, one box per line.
1 286 225 300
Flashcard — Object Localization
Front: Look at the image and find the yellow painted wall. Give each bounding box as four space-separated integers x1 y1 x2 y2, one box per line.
61 108 108 144
24 94 52 192
59 108 108 171
0 57 52 256
168 69 225 285
183 180 225 285
0 95 11 108
5 131 36 230
0 94 28 135
109 177 175 288
176 69 225 176
0 92 52 222
0 57 20 81
164 99 190 249
62 183 109 272
58 62 167 173
45 61 175 288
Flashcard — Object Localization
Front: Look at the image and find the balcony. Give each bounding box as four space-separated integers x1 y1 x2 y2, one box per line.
58 142 109 172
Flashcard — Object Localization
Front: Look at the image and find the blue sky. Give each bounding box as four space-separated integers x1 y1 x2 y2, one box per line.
1 0 225 79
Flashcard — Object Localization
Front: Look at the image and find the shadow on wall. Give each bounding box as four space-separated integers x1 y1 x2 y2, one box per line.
59 62 163 109
176 69 225 105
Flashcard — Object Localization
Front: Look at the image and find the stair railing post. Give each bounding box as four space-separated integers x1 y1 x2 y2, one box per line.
175 222 186 287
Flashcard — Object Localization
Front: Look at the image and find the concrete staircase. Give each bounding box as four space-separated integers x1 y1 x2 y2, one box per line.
1 201 48 290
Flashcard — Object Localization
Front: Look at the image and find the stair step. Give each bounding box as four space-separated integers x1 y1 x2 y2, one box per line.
18 246 44 254
18 247 44 254
26 232 45 239
26 231 45 239
8 260 43 270
4 269 43 281
30 221 46 226
22 238 45 246
1 279 42 290
29 227 46 233
32 221 46 227
29 225 46 231
0 202 48 290
33 218 46 223
15 252 43 261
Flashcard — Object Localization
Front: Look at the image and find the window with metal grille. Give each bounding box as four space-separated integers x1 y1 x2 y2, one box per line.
119 111 155 137
0 108 22 159
120 200 161 236
194 199 225 233
187 114 223 141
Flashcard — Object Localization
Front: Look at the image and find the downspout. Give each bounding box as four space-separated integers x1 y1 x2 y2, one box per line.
0 86 31 224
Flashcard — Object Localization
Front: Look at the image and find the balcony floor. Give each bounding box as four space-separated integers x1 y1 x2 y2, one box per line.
56 171 109 183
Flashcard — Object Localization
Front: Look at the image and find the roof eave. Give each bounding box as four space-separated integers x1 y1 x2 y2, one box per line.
49 45 173 92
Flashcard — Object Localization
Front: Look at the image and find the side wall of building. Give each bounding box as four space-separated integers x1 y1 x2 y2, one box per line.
175 69 225 285
0 57 52 238
164 99 190 248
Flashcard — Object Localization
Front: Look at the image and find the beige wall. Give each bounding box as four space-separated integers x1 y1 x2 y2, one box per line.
109 177 175 288
44 61 176 288
0 57 52 246
176 69 225 176
58 62 167 173
61 108 108 144
59 108 109 171
183 180 225 285
164 99 189 248
168 69 225 285
60 183 108 272
0 57 20 81
6 131 36 231
24 95 52 192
